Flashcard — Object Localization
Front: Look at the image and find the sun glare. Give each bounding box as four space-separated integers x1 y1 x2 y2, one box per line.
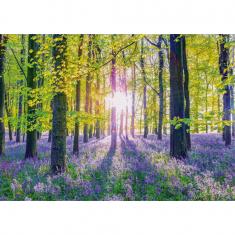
105 91 132 118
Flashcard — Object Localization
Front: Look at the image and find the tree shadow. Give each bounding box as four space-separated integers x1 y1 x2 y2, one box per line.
119 135 160 200
88 143 116 200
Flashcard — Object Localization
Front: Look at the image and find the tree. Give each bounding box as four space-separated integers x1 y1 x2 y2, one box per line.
25 34 38 159
95 40 101 139
130 63 136 137
169 34 187 158
157 35 164 140
16 35 25 143
140 38 148 138
0 35 7 156
181 35 191 150
50 34 67 174
219 34 231 146
73 34 84 156
110 50 117 149
83 35 92 143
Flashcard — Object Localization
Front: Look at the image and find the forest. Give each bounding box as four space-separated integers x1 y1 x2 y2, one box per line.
0 34 234 200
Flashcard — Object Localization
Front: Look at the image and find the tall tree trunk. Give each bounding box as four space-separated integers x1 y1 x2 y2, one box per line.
95 76 101 139
95 43 101 139
231 85 235 137
131 64 136 137
119 109 124 135
122 51 129 139
16 35 25 143
0 35 7 156
110 52 117 150
140 38 148 138
89 96 93 138
25 34 38 159
50 34 67 174
37 35 45 140
157 35 164 140
169 34 187 159
181 35 191 150
73 34 84 156
5 92 13 141
205 83 209 133
83 35 92 143
219 34 231 146
163 84 167 135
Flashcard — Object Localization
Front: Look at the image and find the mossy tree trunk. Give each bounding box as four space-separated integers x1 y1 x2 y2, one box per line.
25 34 38 159
0 35 7 156
219 34 231 146
50 34 67 174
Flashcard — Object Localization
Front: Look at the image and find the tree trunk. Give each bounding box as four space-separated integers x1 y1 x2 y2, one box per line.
73 34 84 156
231 85 235 137
89 97 93 138
0 35 7 156
16 35 25 143
131 64 136 137
50 34 67 174
5 92 13 141
25 34 38 159
110 52 117 150
181 36 191 150
122 51 128 139
140 38 148 138
83 35 92 143
157 35 164 140
169 34 187 159
95 44 101 139
219 34 231 146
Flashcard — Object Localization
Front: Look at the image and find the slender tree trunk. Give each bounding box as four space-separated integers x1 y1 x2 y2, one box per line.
95 44 101 139
205 84 208 133
25 34 38 159
231 85 235 137
37 35 45 140
122 51 129 139
219 34 231 146
5 92 13 141
119 109 124 135
83 35 92 143
73 79 81 154
50 34 67 174
170 34 187 159
89 97 93 138
73 35 84 156
131 64 136 137
0 35 7 156
95 76 101 139
163 84 167 135
157 35 164 140
181 36 191 150
140 39 148 138
16 35 25 143
110 52 117 150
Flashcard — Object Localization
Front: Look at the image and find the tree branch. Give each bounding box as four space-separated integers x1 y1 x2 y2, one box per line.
135 63 160 96
9 46 27 81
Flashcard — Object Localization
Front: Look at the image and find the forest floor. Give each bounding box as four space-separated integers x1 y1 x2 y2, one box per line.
0 133 234 200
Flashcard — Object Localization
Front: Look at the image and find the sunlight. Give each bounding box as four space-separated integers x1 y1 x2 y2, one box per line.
105 91 132 119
